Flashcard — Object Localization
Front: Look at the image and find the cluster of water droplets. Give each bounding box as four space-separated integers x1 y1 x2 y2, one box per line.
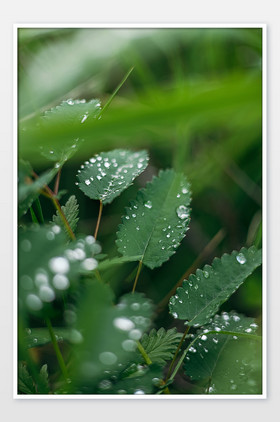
76 150 148 203
20 226 101 313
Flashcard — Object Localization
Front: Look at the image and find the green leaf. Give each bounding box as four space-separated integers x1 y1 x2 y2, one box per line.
19 224 101 316
184 312 261 394
52 195 79 237
72 281 154 392
37 364 50 394
24 327 74 348
169 246 262 326
116 169 191 269
76 149 149 205
18 159 59 217
96 364 163 395
18 362 36 394
139 328 183 365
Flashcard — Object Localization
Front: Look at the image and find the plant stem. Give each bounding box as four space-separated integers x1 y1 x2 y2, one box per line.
137 341 152 365
30 206 39 224
94 200 103 239
45 318 69 381
97 67 134 119
165 326 189 383
132 260 143 293
54 168 61 196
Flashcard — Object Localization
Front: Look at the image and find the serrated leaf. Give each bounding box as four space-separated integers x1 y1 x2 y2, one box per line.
18 160 59 217
19 225 101 316
52 195 79 237
18 362 36 394
169 246 262 326
184 312 261 394
139 328 183 365
76 149 149 205
116 169 191 269
37 364 50 394
72 281 154 392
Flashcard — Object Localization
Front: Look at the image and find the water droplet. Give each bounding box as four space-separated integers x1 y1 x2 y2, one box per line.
203 270 209 279
170 297 176 305
113 317 135 331
52 225 61 234
201 335 207 341
122 339 137 351
236 253 246 265
26 294 43 311
132 213 136 218
182 187 188 194
129 329 142 340
85 179 91 185
189 346 197 353
21 239 32 252
53 274 69 290
144 201 152 209
232 315 240 322
177 194 181 198
213 338 219 344
172 312 178 319
39 285 55 302
64 309 77 325
67 99 74 105
69 329 83 344
176 205 189 219
131 302 140 311
81 258 98 271
134 389 145 395
49 257 70 274
81 113 88 123
136 226 140 231
99 380 112 390
245 328 252 333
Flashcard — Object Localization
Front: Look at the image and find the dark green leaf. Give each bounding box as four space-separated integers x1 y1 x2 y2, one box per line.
18 363 36 394
139 328 183 365
169 246 262 326
116 169 191 269
184 312 261 394
77 149 149 205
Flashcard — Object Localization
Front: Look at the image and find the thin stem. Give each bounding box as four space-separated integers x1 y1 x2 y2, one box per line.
94 200 103 239
45 318 69 381
132 260 143 293
137 341 152 365
30 206 39 224
165 326 189 383
54 168 61 196
97 67 134 119
158 228 226 310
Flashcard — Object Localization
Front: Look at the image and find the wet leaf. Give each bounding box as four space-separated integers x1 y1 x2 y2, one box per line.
184 312 261 394
76 149 148 205
52 195 79 238
116 169 191 269
169 246 262 326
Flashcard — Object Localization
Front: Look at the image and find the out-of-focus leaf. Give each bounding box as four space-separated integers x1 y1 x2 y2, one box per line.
18 363 36 394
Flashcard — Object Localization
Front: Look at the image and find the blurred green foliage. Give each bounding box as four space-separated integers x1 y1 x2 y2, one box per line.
18 27 262 394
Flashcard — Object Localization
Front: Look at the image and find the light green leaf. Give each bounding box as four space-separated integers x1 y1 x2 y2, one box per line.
184 312 261 394
116 169 191 269
19 224 101 316
139 328 183 365
169 246 262 326
52 195 79 237
76 149 149 205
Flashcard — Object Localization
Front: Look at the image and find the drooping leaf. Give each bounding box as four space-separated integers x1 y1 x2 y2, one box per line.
76 149 149 205
184 312 261 394
71 281 154 392
19 224 101 316
18 362 36 394
138 328 183 366
169 246 262 326
18 159 59 217
116 169 191 269
96 363 163 395
52 195 79 237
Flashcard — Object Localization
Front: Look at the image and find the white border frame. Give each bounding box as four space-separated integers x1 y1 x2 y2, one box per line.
13 23 267 400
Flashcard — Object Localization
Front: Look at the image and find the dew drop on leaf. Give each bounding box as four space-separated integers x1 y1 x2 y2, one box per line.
236 253 246 264
176 205 189 219
144 200 152 209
